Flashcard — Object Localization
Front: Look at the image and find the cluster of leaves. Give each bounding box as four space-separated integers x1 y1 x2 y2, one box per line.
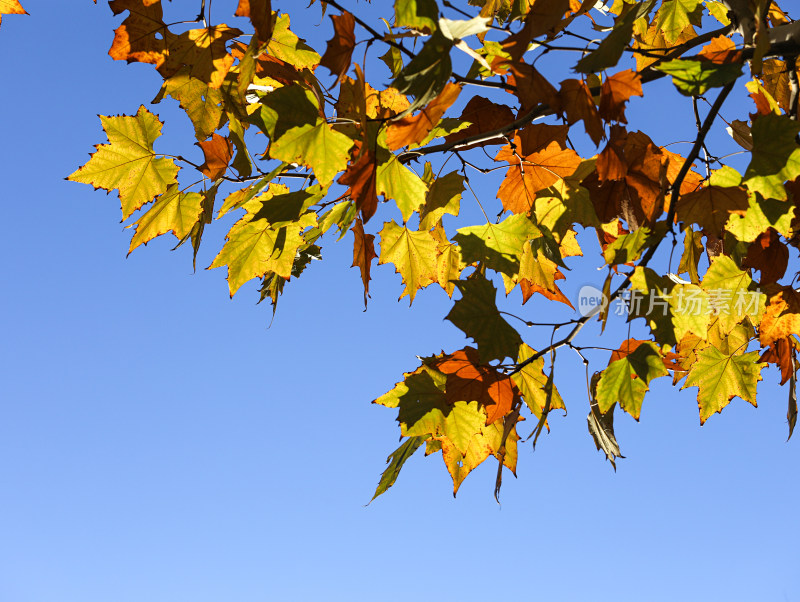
11 0 798 498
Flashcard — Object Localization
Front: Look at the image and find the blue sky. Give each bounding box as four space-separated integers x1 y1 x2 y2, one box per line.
1 2 798 601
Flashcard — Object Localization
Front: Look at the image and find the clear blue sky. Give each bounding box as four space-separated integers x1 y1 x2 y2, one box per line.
1 2 798 601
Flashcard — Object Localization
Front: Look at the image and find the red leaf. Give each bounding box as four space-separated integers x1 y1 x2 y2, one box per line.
339 147 379 223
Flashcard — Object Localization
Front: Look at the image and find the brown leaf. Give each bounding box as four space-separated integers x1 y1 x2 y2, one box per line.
197 134 233 180
108 0 168 67
598 70 643 124
234 0 274 45
559 79 604 145
386 83 461 151
495 124 581 214
506 62 561 112
350 217 377 307
759 337 795 385
675 186 749 238
742 228 789 285
320 12 356 85
339 147 379 223
597 124 628 181
761 58 799 115
442 96 515 151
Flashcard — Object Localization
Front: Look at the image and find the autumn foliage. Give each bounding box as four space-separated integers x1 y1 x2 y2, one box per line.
5 0 799 498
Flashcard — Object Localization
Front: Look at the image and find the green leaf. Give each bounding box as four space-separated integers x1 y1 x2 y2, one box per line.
375 150 429 221
603 224 663 265
270 119 354 184
445 274 523 362
575 0 656 73
209 211 317 296
152 71 225 140
682 348 764 424
454 213 539 278
725 194 795 242
392 32 453 117
419 171 463 229
654 59 742 96
512 344 565 418
128 184 204 253
371 436 426 501
378 220 439 302
744 113 800 200
653 0 703 44
395 0 439 33
700 255 765 331
595 341 668 420
709 165 742 187
257 85 319 140
267 14 320 69
68 105 179 220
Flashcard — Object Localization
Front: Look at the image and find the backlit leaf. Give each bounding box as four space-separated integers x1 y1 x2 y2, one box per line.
378 221 438 302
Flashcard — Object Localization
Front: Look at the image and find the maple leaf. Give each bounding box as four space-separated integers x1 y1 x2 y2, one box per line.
759 287 800 347
558 79 604 145
701 255 765 332
454 213 539 278
152 70 226 140
495 124 582 214
595 339 668 420
375 144 429 222
0 0 27 29
271 119 354 185
742 228 789 285
386 83 461 151
159 25 243 89
127 184 204 253
445 274 523 363
744 113 800 201
598 70 643 124
759 337 795 386
675 185 749 237
68 106 179 220
512 344 565 419
234 0 273 46
395 0 439 34
378 221 438 302
339 148 379 223
655 58 742 96
350 218 377 307
320 12 356 85
682 348 764 424
197 134 233 180
108 0 168 67
419 171 463 230
442 96 514 150
371 436 426 501
653 0 703 44
267 14 320 69
575 0 656 73
698 35 742 64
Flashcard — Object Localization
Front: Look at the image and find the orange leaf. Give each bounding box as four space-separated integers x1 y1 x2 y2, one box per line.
339 147 379 222
506 62 561 112
698 36 742 64
320 11 356 84
0 0 27 28
760 287 800 347
443 96 515 151
234 0 274 45
386 83 461 151
495 124 581 214
559 79 604 145
108 0 168 67
598 70 643 124
742 229 789 285
197 134 233 180
350 217 377 307
485 377 514 425
520 273 573 308
596 124 628 181
610 339 675 372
